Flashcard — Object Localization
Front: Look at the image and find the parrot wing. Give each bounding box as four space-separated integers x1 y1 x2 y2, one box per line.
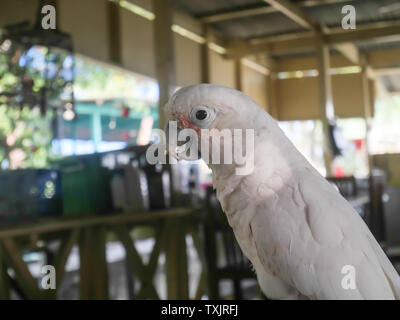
250 166 400 299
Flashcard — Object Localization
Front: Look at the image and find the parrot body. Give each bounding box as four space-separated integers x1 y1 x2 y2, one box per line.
165 84 400 300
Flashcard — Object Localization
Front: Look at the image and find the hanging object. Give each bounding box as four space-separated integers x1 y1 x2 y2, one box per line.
62 102 76 121
0 0 75 117
121 106 130 118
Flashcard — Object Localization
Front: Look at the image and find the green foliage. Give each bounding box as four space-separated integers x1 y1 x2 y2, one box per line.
0 104 54 169
0 38 70 169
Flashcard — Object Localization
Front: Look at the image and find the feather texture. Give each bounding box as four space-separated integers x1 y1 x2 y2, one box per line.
165 84 400 300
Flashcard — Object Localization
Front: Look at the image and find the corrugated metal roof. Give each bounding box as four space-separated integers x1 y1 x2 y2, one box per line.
212 12 306 39
303 0 400 28
174 0 266 17
173 0 400 93
173 0 400 40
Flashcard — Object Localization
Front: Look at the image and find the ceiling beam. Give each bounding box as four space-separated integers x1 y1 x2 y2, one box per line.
227 21 400 57
262 0 318 30
373 67 400 75
201 0 353 24
327 21 400 44
202 6 276 24
332 42 360 65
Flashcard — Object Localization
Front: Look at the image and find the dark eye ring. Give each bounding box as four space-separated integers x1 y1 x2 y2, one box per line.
189 106 216 128
195 109 208 120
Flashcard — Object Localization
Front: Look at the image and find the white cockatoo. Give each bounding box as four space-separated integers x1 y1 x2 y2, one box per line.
164 83 400 300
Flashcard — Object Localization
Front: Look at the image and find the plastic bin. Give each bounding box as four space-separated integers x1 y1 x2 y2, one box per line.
55 154 113 216
0 169 62 224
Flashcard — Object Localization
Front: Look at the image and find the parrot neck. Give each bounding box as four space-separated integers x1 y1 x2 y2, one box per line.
209 115 305 220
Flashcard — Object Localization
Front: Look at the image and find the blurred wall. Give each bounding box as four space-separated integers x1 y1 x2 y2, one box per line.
0 0 268 109
2 0 398 120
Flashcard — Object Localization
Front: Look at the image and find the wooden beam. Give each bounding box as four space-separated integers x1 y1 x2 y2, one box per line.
262 0 318 30
228 21 400 57
52 229 80 296
327 21 400 44
316 35 334 174
202 6 276 23
2 238 42 299
202 0 353 23
227 32 316 58
114 224 160 299
153 0 176 129
332 42 360 65
372 67 400 76
0 208 194 239
108 0 122 64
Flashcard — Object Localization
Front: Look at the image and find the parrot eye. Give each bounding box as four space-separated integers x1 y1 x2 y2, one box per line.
195 110 207 120
189 105 216 128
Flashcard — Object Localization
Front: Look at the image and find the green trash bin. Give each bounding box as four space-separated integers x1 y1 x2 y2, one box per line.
55 154 113 216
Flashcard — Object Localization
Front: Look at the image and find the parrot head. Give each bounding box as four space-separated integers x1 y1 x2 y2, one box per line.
164 83 268 175
164 83 255 133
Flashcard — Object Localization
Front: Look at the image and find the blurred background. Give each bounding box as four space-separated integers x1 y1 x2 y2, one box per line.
0 0 399 300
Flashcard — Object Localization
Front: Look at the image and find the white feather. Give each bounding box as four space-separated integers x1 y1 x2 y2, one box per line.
165 84 400 300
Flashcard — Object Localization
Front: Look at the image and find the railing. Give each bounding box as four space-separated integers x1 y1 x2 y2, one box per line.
0 207 207 300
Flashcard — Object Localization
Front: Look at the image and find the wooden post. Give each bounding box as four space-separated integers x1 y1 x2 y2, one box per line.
201 24 210 84
234 58 242 91
360 54 373 172
79 227 109 300
165 217 189 299
266 71 279 118
92 226 109 300
108 0 121 64
0 243 10 299
316 35 334 175
79 227 94 299
153 0 176 129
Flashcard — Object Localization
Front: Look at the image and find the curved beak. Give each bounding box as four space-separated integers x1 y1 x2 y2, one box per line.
165 121 194 160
